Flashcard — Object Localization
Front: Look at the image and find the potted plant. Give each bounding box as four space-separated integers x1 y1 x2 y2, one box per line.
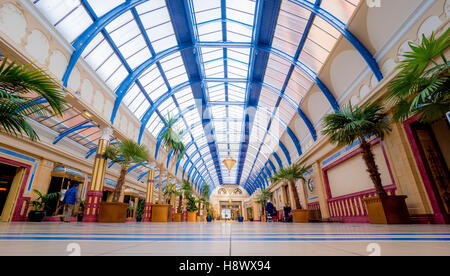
271 165 309 222
0 56 66 141
256 188 272 222
136 199 145 222
237 211 244 222
186 196 198 222
152 113 186 222
100 140 149 223
322 102 410 224
77 200 85 222
29 189 61 222
206 210 213 222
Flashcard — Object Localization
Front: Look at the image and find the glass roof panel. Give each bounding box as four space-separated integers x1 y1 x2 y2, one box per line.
32 0 362 188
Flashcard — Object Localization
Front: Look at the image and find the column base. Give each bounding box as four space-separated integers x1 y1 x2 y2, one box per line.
83 190 103 223
143 203 152 222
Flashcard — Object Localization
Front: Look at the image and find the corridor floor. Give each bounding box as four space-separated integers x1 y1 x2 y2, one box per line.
0 222 449 256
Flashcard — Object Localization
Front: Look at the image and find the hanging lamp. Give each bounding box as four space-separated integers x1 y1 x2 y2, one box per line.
223 156 236 171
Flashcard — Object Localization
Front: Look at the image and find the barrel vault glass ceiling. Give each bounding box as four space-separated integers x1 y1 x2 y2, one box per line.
31 0 378 194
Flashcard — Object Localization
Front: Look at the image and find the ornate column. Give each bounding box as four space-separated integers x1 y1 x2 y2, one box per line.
168 176 175 222
158 171 166 204
143 162 156 222
83 126 113 222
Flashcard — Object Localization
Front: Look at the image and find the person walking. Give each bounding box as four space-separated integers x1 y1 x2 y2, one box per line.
63 183 79 223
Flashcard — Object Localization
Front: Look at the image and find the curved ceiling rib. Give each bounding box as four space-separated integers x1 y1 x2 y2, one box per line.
35 0 382 190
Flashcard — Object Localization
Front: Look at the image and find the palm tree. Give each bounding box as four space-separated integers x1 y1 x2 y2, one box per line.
178 180 193 213
387 30 449 123
161 113 186 160
163 182 177 205
0 56 66 140
201 183 210 217
270 164 308 210
103 140 149 202
256 188 272 219
322 102 392 196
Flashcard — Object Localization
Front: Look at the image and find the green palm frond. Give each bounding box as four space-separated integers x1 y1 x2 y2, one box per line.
321 102 391 147
160 112 186 160
0 56 66 140
163 182 177 198
202 183 210 199
104 139 149 168
270 164 309 184
387 29 450 123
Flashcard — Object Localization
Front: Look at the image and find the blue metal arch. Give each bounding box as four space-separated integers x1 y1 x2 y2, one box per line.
181 134 287 182
272 152 283 168
157 97 303 158
60 0 382 132
61 4 380 116
58 0 383 190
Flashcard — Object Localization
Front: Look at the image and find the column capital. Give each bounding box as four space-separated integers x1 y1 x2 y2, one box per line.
148 161 157 170
100 126 113 140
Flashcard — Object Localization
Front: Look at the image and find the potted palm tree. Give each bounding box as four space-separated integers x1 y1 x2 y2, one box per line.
152 113 186 222
270 165 309 223
255 188 272 222
77 200 85 222
201 183 211 221
169 186 182 222
180 180 193 221
387 30 449 123
186 195 198 222
136 199 145 222
322 102 410 224
100 140 149 223
0 56 66 141
163 182 180 222
29 189 61 222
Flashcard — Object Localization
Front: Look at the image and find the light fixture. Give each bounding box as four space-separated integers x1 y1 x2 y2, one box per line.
223 156 236 171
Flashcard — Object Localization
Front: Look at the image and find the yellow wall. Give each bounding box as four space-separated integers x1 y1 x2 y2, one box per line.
326 143 392 198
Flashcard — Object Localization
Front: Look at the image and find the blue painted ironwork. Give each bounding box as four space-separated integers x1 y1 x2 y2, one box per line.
235 0 280 186
288 0 383 82
53 121 97 145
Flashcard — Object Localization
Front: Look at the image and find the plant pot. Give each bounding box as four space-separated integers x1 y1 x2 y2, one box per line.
77 213 84 222
363 195 410 224
136 216 142 222
238 217 244 222
151 204 171 222
292 209 309 223
173 213 183 222
187 211 197 222
206 216 212 222
28 211 46 222
98 202 128 223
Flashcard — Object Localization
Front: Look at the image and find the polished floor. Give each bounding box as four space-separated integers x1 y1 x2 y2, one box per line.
0 222 449 256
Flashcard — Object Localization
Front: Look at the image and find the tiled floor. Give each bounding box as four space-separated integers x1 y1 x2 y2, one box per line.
0 222 449 256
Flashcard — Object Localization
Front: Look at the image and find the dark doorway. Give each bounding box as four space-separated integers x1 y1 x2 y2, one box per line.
0 163 17 216
411 120 450 223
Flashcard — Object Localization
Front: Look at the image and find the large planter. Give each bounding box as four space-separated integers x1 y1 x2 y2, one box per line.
206 216 212 222
98 202 128 223
292 209 309 223
151 204 171 222
173 213 183 222
364 195 410 224
187 211 197 222
28 211 46 222
238 217 244 222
